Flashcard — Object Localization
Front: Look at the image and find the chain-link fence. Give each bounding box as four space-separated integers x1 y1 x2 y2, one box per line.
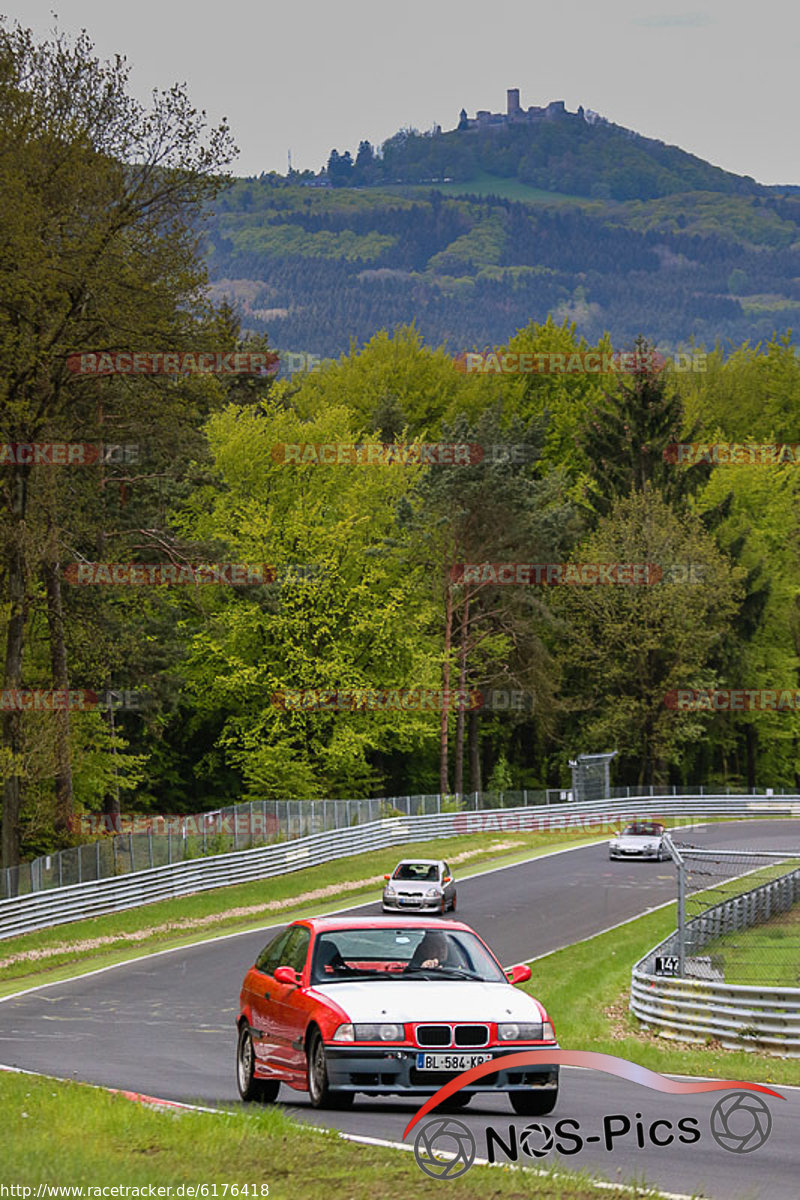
671 842 800 986
2 788 564 899
569 752 616 803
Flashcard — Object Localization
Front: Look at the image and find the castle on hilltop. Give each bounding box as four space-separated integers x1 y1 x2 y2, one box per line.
457 89 605 131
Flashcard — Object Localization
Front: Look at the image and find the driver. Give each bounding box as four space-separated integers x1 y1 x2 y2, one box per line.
406 930 459 971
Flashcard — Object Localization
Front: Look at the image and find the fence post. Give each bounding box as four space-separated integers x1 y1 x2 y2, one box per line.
168 829 172 864
149 828 154 869
78 844 83 885
677 859 686 976
96 841 100 879
130 834 135 873
58 853 63 888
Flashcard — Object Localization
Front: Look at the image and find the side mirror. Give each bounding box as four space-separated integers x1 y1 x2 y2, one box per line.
443 875 452 884
384 874 391 881
274 965 299 986
505 963 532 985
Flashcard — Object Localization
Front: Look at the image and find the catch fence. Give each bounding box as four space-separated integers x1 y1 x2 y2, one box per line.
632 838 800 1054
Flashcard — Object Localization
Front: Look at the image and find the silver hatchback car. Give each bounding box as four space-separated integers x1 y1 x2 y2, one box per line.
381 859 457 913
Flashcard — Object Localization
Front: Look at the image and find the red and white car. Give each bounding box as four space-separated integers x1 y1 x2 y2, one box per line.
236 916 559 1114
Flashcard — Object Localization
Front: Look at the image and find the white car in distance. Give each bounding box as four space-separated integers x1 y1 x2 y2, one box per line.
382 859 456 913
608 821 670 861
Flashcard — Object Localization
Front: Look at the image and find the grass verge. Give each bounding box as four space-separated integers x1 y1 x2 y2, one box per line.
697 900 800 987
0 1071 672 1199
527 905 800 1086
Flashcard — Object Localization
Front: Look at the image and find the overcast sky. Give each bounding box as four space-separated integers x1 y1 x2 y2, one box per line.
16 1 800 185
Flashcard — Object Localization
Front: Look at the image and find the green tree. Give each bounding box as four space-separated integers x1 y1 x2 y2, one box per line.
555 490 742 786
0 21 235 867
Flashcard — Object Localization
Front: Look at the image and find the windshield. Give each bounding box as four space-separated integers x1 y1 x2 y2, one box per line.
392 863 439 881
622 823 663 836
310 927 506 984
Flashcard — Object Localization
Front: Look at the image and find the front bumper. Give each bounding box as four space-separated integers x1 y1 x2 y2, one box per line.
324 1045 560 1094
382 894 443 910
609 847 660 859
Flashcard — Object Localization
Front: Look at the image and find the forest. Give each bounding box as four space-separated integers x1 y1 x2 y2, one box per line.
204 178 800 355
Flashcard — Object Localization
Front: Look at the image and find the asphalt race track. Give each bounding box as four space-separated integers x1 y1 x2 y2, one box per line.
1 820 799 1199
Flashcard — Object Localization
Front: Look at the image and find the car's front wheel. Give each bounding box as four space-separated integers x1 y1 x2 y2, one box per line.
438 1091 471 1110
307 1029 354 1109
509 1087 558 1116
237 1024 279 1103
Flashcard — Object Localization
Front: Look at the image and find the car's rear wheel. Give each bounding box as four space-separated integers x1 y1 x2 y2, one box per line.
237 1025 279 1103
307 1029 353 1109
509 1087 558 1116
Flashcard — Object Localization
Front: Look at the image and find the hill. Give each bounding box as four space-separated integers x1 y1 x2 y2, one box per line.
327 97 765 202
202 99 800 358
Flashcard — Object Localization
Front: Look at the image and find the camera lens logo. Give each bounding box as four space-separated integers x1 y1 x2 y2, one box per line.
413 1116 476 1179
520 1122 555 1157
710 1091 772 1153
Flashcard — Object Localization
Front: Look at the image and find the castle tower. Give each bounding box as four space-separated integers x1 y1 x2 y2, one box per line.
507 88 521 116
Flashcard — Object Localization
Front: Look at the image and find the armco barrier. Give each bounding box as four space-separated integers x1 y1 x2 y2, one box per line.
631 862 800 1056
0 794 798 941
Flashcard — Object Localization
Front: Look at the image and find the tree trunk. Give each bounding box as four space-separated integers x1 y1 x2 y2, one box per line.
2 466 30 871
745 723 757 791
42 559 74 836
468 706 481 794
453 595 470 796
439 575 453 794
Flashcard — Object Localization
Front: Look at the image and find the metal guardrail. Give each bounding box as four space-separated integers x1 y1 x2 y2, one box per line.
1 793 797 942
631 861 800 1057
6 783 796 901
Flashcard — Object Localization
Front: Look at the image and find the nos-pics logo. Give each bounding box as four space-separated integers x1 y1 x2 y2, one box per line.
405 1051 782 1180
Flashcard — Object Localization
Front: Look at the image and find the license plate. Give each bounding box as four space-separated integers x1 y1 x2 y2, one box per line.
400 898 420 905
416 1053 492 1071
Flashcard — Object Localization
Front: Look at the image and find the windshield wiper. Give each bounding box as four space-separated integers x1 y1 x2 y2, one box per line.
431 967 485 980
402 966 485 980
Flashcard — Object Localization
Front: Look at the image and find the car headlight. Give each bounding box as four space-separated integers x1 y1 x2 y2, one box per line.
496 1022 546 1041
497 1022 544 1041
425 886 441 897
332 1024 355 1042
644 843 657 851
384 886 396 897
353 1023 404 1041
609 841 619 849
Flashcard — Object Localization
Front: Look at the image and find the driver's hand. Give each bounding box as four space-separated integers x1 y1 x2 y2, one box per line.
421 957 440 968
